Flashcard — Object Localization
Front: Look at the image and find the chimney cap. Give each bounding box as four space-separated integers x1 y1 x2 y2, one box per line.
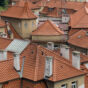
72 51 80 55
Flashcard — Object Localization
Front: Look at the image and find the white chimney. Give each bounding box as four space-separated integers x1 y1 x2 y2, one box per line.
47 42 54 50
0 50 7 61
44 56 53 77
13 53 20 71
72 51 80 69
60 44 69 60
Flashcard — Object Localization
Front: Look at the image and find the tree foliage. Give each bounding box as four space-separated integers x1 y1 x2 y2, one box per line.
0 0 8 7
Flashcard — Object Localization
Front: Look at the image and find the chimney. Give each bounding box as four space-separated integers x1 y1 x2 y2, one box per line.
0 50 7 61
13 53 20 71
72 51 80 69
47 42 54 50
44 56 53 78
60 44 69 60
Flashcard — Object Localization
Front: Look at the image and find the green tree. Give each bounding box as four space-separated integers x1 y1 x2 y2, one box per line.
0 0 8 7
0 0 5 6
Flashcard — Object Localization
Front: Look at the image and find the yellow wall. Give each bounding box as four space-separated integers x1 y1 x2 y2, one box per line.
54 75 85 88
2 17 37 38
46 75 85 88
32 35 65 42
0 27 6 33
21 19 37 38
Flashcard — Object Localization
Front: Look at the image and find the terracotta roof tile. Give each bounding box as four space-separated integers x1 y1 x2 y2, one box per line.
14 0 40 10
40 7 62 18
0 19 6 27
0 59 19 83
32 20 64 35
3 79 21 88
0 1 37 19
68 30 88 49
0 38 85 82
70 3 88 28
0 37 12 49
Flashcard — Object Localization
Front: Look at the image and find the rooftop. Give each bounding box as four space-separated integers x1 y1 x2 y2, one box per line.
32 20 64 36
0 1 37 19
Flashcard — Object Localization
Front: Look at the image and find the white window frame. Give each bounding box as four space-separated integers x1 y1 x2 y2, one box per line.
72 81 77 88
61 84 67 88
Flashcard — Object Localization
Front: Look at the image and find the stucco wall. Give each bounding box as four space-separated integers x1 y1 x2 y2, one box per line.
32 35 65 42
54 75 85 88
21 19 37 38
46 75 85 88
0 27 6 33
1 17 37 38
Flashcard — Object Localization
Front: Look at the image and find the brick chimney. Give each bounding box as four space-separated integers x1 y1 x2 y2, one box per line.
13 53 20 71
72 51 80 69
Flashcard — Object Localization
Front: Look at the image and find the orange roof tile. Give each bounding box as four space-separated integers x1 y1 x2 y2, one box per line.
32 20 64 36
70 3 88 28
68 30 88 49
0 38 85 82
14 0 40 10
0 19 6 27
0 1 37 19
40 7 62 18
3 79 21 88
0 59 19 83
0 37 12 49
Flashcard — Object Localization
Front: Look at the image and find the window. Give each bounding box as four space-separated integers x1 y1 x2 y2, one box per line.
61 84 67 88
19 23 21 28
24 22 28 29
72 81 77 88
32 22 34 27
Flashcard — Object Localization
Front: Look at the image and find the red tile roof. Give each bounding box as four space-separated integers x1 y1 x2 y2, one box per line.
68 30 88 49
0 59 19 83
0 1 37 19
3 79 21 88
70 3 88 28
0 37 12 49
0 38 85 82
45 1 84 11
14 0 39 10
32 20 64 36
0 19 6 27
40 7 62 18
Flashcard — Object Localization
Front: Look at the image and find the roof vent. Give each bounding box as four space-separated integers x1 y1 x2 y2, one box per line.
77 35 81 39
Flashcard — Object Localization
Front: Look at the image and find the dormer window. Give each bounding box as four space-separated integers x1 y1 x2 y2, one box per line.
44 56 53 78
